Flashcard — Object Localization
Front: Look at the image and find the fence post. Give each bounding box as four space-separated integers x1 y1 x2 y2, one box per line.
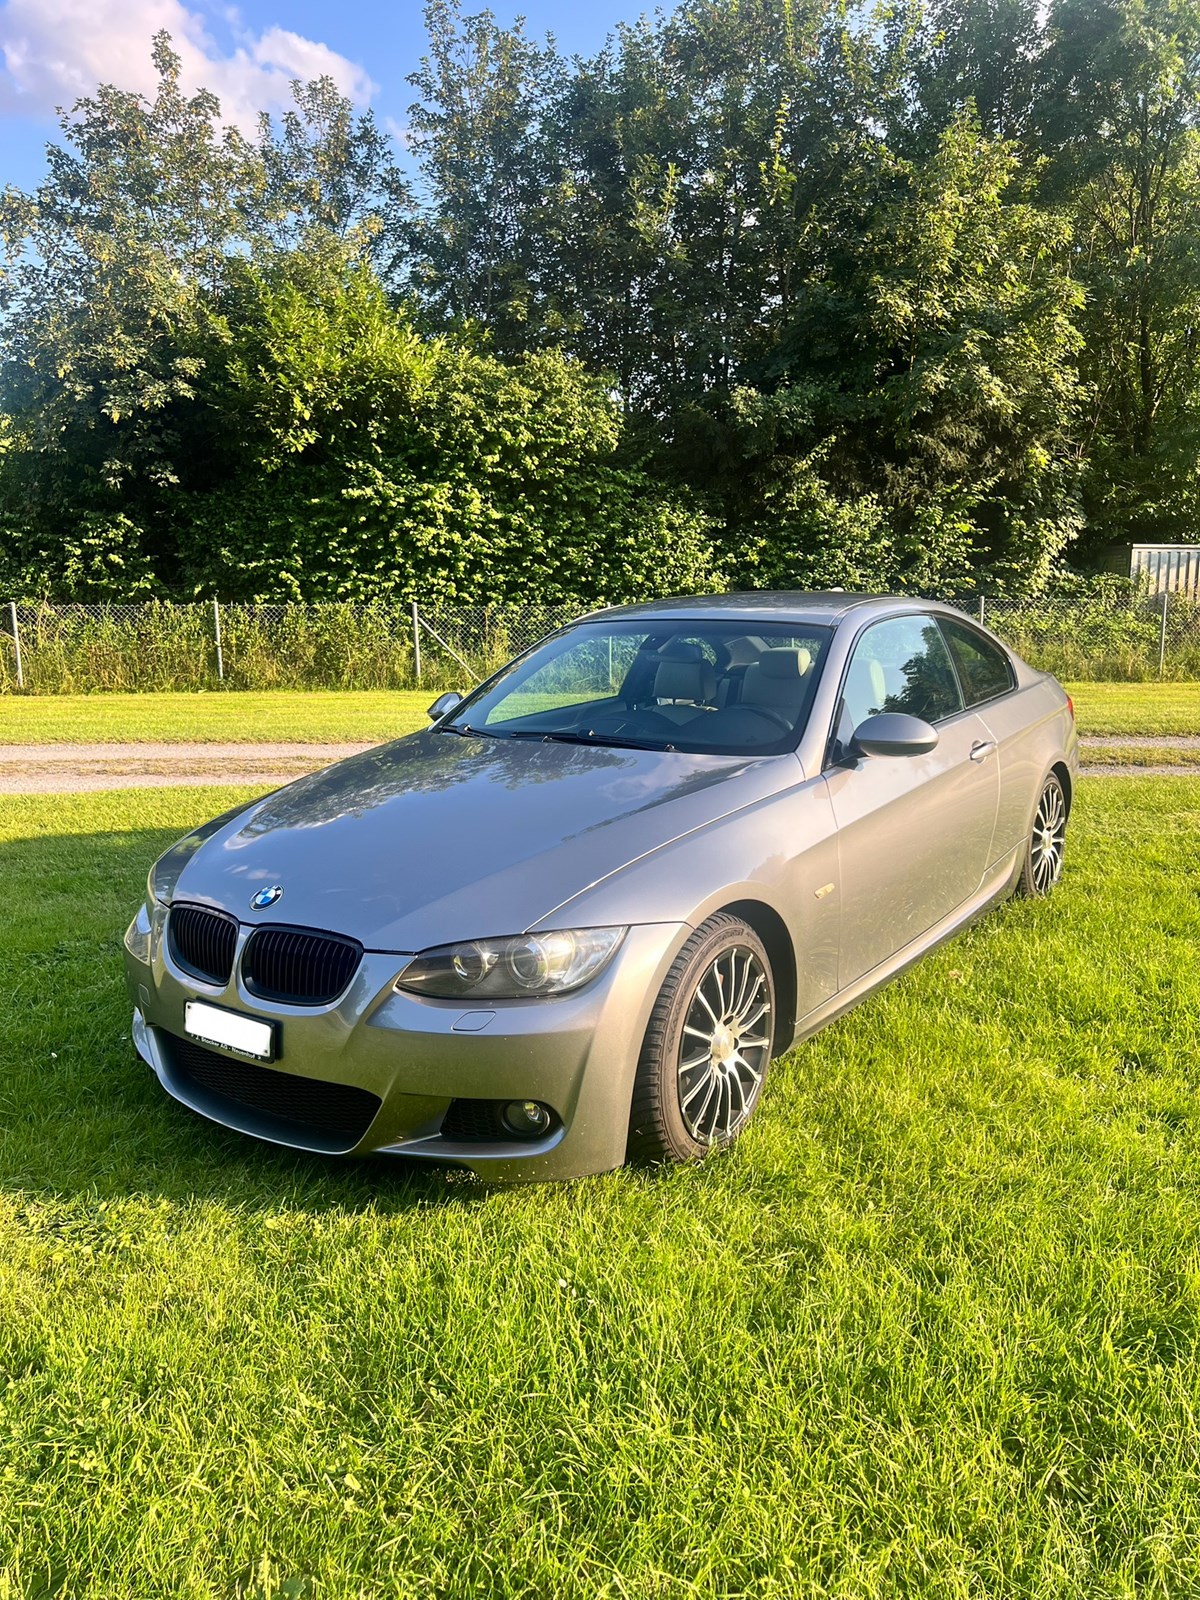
212 598 225 683
411 600 422 686
8 601 24 690
1158 589 1169 677
978 596 986 625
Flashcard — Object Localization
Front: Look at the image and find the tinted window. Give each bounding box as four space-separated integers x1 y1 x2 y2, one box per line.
840 615 963 732
939 618 1015 706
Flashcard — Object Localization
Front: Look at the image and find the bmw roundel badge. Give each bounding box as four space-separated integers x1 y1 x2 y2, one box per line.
250 884 284 911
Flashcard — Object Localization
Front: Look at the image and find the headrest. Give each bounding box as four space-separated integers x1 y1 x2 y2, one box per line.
654 655 715 704
757 647 812 680
722 636 761 667
656 640 706 663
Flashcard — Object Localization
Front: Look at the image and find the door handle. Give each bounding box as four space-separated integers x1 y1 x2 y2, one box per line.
970 739 997 763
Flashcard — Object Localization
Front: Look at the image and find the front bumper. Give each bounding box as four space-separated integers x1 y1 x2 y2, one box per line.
124 901 689 1181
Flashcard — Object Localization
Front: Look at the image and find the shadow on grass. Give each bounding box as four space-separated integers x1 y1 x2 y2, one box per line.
0 827 494 1215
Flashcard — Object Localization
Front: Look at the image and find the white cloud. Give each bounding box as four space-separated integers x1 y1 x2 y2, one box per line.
0 0 376 125
383 114 411 148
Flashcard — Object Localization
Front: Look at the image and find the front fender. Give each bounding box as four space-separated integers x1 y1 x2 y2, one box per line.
532 772 840 1023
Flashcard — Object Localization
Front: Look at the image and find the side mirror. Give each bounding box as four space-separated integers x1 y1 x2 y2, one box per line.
851 711 938 758
427 690 465 723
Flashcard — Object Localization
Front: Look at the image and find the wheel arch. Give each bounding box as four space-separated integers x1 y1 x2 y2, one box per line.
716 898 797 1058
1050 760 1073 816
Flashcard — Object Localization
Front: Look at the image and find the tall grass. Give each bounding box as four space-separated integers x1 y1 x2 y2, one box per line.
0 602 565 695
3 595 1200 693
984 592 1200 681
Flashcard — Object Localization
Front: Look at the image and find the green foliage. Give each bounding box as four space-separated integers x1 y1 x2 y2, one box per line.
4 0 1200 603
405 1 566 336
0 34 240 517
1038 0 1200 549
251 77 413 280
693 114 1086 592
172 255 720 603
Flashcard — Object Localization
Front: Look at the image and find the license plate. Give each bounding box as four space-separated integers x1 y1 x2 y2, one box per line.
184 1001 275 1062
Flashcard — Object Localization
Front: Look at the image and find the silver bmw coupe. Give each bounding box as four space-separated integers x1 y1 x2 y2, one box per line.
124 593 1078 1181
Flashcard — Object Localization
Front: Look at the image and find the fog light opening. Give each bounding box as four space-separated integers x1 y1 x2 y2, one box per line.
503 1100 553 1138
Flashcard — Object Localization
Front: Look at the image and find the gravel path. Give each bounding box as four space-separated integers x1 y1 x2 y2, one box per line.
0 741 373 794
2 737 1199 793
1081 734 1200 749
1079 763 1198 777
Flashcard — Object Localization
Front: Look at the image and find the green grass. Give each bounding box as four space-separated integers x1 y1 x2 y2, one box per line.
0 691 433 745
2 680 1200 745
4 780 1200 1596
1083 744 1200 767
1064 680 1200 736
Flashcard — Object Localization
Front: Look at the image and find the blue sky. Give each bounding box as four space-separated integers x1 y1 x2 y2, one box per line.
0 0 640 193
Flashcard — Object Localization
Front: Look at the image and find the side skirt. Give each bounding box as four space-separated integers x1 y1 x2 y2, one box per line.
787 844 1023 1052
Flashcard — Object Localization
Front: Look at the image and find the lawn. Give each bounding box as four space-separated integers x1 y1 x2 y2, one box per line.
1 680 1199 744
3 779 1200 1597
1064 680 1200 736
0 690 433 745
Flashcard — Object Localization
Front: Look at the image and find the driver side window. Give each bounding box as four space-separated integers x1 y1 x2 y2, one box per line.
832 615 963 758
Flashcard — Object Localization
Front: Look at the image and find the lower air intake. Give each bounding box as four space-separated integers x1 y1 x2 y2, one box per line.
440 1098 510 1141
167 1035 381 1143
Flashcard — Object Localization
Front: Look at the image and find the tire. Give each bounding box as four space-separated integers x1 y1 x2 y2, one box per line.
1017 772 1068 897
628 913 776 1164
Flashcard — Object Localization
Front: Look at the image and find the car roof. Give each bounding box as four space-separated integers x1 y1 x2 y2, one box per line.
578 592 964 628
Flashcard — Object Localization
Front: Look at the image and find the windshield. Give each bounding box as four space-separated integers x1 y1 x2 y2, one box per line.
443 618 832 756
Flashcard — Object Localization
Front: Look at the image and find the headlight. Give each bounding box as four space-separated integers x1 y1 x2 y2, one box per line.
396 928 626 1000
124 901 153 965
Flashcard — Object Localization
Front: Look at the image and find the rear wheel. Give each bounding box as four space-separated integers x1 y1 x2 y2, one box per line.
1017 773 1067 897
628 913 775 1164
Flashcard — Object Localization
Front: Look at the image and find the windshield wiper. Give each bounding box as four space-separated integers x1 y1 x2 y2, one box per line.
438 723 500 739
479 726 677 752
537 729 677 753
486 728 593 745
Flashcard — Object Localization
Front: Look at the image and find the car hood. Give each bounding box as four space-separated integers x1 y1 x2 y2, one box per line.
166 728 797 949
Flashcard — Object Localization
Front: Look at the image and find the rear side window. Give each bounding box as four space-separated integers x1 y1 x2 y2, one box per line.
939 619 1015 707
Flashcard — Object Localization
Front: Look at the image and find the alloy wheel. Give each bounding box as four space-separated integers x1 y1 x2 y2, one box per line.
1031 781 1066 893
677 945 772 1144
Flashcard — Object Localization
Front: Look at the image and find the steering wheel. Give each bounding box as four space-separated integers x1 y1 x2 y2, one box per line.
585 709 678 738
741 705 794 735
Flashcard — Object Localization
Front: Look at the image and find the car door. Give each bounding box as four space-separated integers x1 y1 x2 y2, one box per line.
936 616 1028 861
822 613 1001 989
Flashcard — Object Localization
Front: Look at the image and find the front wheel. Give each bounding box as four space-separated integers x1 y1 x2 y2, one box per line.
627 913 775 1164
1017 773 1068 897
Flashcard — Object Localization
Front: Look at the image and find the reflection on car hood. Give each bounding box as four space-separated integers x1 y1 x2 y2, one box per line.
168 728 796 948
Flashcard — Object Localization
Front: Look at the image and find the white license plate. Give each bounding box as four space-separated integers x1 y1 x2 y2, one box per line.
184 1001 275 1061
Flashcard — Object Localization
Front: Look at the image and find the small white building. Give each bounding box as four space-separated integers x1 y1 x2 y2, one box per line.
1108 544 1200 599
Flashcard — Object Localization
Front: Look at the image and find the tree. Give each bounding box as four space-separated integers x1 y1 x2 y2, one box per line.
250 78 412 284
665 113 1083 591
906 0 1047 147
0 31 248 541
1038 0 1200 547
404 1 566 342
0 35 417 595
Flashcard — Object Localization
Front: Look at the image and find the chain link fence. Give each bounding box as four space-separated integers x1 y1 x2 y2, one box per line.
2 592 1199 694
0 599 580 694
969 591 1200 681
